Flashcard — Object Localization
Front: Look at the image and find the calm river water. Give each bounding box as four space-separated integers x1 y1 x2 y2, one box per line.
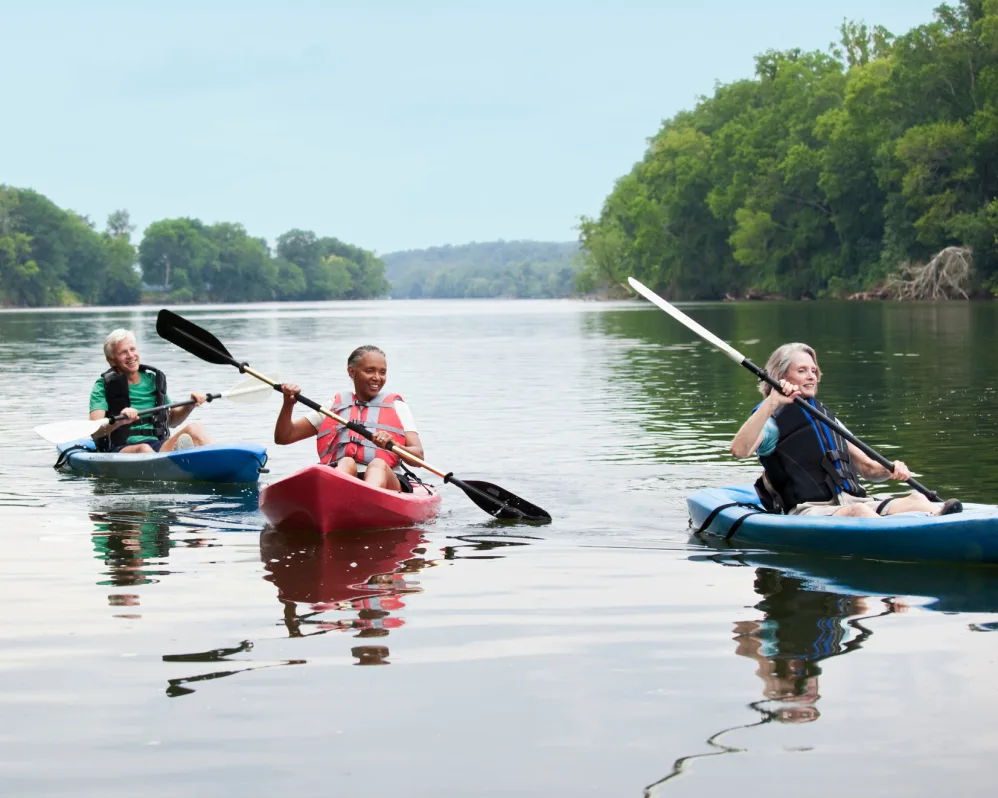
1 299 997 797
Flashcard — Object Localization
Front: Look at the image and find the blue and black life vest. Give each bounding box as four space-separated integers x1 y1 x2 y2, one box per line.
756 398 865 512
99 364 169 451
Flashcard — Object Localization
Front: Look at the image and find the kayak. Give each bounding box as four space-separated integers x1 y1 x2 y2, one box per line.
688 484 998 565
55 438 269 483
259 464 441 534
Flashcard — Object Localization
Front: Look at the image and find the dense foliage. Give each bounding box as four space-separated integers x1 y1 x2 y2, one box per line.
579 1 998 299
0 189 389 307
383 240 580 298
0 188 142 307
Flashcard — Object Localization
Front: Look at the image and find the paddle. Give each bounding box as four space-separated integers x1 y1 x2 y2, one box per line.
155 309 552 523
627 276 941 501
34 375 277 444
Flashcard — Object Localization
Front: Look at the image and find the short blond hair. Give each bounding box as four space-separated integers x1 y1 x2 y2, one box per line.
103 328 136 362
759 342 821 396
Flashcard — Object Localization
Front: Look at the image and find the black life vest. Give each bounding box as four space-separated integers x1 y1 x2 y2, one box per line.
99 364 169 451
756 398 865 513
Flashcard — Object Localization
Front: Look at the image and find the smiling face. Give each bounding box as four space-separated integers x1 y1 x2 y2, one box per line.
348 351 388 401
107 335 141 379
782 351 820 398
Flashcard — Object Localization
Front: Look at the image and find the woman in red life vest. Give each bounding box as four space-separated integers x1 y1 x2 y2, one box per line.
273 345 424 491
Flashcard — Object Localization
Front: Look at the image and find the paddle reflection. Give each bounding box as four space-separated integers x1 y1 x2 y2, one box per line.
162 640 305 698
261 527 429 664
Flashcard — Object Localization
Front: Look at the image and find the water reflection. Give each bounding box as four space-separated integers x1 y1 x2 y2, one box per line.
647 561 897 793
731 567 886 724
162 641 305 698
646 551 998 793
261 528 428 664
90 511 176 613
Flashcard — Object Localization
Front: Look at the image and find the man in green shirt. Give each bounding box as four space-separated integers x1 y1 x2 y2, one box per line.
89 328 214 453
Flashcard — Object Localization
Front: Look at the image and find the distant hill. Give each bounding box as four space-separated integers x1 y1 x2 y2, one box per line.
381 240 581 298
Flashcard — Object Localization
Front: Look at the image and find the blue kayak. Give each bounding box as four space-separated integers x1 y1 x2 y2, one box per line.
688 484 998 565
55 438 268 484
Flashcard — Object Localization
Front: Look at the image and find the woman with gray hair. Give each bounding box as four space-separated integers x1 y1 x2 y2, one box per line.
730 342 961 518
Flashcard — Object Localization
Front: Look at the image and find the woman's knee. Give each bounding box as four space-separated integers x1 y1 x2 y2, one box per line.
336 457 358 475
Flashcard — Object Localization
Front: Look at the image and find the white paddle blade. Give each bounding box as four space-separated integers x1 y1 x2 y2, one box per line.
221 373 281 404
627 277 745 364
35 418 107 444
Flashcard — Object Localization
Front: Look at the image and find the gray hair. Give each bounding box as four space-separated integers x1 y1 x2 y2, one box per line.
347 345 386 367
759 342 821 396
103 328 136 361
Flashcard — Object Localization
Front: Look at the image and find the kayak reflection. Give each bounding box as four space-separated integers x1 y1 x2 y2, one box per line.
90 510 184 618
732 566 890 724
647 551 998 792
260 527 428 664
647 558 903 793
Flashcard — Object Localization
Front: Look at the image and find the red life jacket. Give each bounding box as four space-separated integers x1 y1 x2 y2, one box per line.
316 390 406 469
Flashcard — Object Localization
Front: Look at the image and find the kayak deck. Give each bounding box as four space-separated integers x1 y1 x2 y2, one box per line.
56 438 269 484
259 464 441 534
688 484 998 564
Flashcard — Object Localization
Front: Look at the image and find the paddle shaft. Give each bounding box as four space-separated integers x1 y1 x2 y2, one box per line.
626 277 940 501
98 394 221 432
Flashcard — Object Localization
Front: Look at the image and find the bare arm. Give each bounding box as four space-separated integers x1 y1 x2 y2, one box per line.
89 407 138 439
730 402 774 459
169 392 207 427
730 381 799 459
848 443 911 483
274 384 319 445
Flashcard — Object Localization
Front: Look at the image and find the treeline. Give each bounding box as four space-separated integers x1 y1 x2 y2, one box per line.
0 187 142 306
383 240 580 298
0 187 388 307
579 1 998 299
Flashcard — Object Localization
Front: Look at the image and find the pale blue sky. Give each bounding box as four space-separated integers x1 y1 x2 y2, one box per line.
4 1 942 253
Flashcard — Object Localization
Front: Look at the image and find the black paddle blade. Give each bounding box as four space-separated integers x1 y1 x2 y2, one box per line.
448 476 551 523
156 309 238 367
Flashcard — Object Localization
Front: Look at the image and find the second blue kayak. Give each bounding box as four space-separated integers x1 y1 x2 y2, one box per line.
688 484 998 565
56 438 269 483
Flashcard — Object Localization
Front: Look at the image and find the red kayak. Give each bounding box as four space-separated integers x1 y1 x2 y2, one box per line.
259 464 442 534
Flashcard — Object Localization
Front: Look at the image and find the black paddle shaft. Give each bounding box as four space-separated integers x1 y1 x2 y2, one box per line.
106 394 221 426
741 357 940 501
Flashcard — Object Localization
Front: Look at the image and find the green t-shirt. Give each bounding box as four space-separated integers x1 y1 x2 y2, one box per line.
89 371 171 444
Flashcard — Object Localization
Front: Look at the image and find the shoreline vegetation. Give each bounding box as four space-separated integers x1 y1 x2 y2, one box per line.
0 185 582 308
578 1 998 302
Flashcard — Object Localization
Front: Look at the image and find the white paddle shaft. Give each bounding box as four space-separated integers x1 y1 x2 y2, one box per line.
627 277 744 363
